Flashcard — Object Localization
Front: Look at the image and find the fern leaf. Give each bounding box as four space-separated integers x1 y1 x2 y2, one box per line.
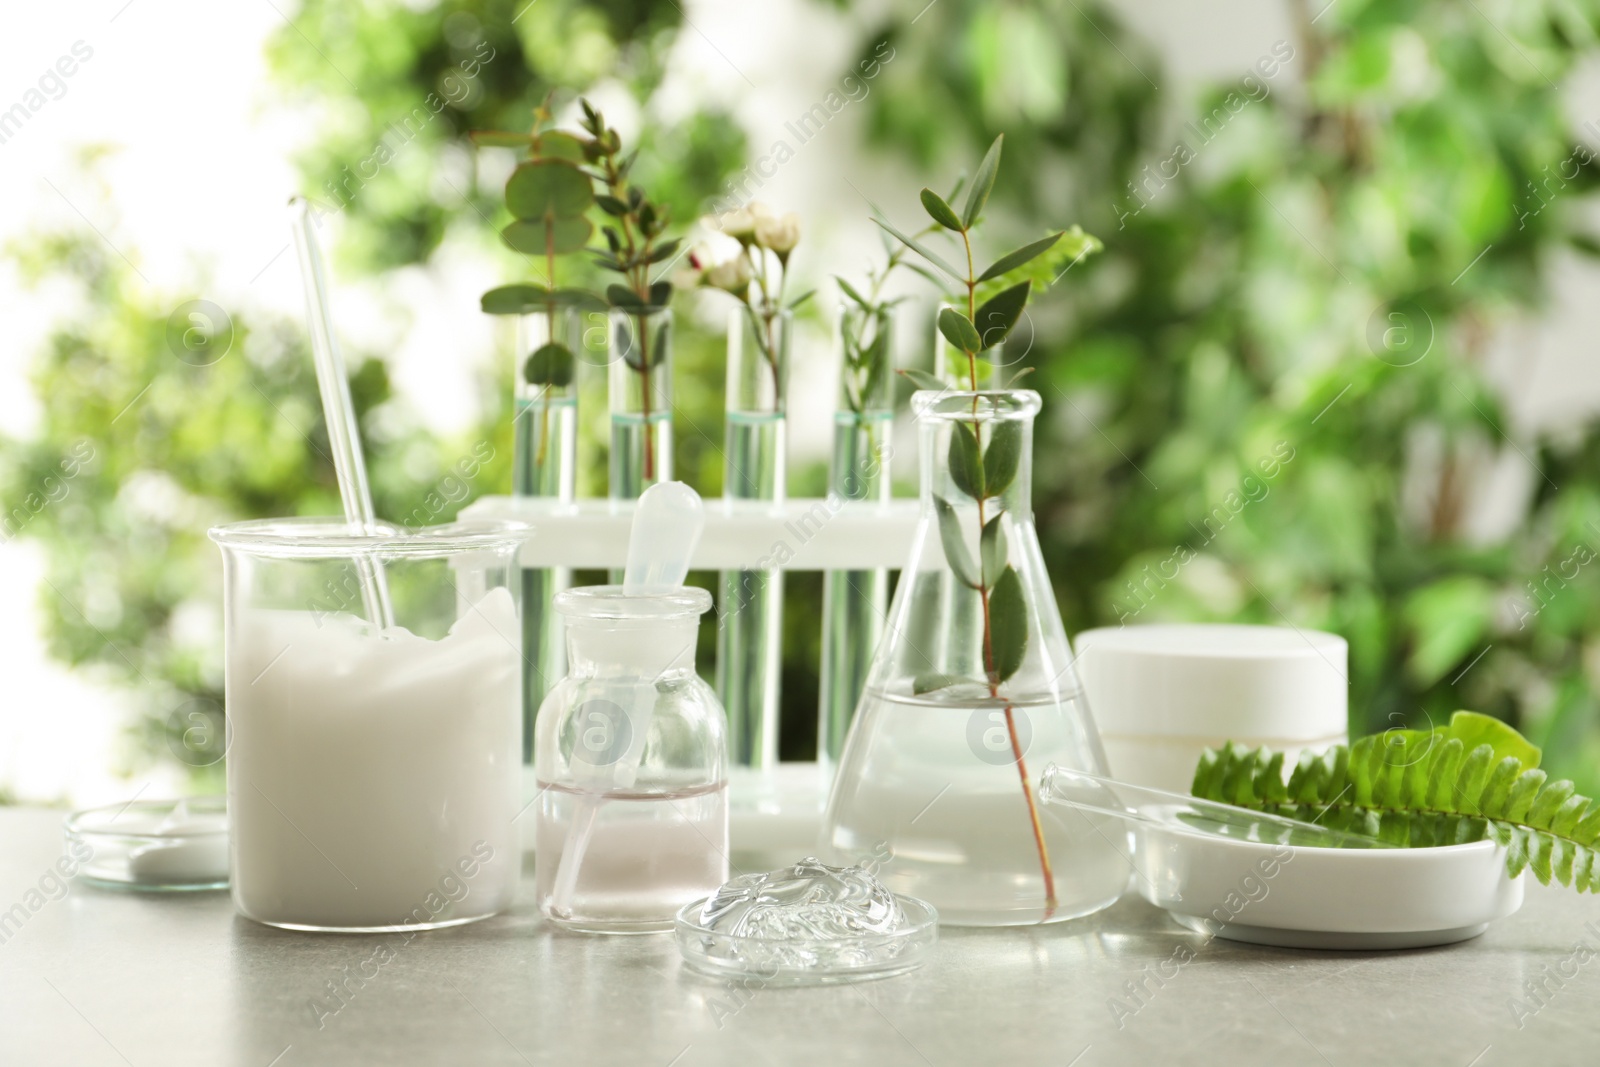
1528 780 1576 831
1574 846 1596 893
1477 756 1521 816
1506 827 1532 879
1288 749 1319 803
1256 750 1288 804
1505 770 1547 823
1575 804 1600 847
1551 795 1589 839
1350 737 1383 806
1189 710 1600 895
1192 747 1222 799
1414 739 1452 806
1553 838 1576 887
1327 745 1351 801
1449 744 1494 814
1529 832 1554 886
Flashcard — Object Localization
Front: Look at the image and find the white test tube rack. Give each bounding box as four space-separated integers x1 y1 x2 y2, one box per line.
461 494 921 859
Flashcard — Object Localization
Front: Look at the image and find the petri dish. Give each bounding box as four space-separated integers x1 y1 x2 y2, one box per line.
64 797 230 892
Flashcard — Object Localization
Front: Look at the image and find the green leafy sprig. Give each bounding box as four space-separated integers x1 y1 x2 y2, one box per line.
876 134 1102 918
473 99 603 466
474 97 678 480
1192 711 1600 893
580 100 680 480
834 239 917 417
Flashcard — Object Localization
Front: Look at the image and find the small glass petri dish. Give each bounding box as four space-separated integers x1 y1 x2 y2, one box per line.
65 797 230 892
675 894 938 986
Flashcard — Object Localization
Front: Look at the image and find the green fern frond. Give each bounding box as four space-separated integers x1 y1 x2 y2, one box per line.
1191 711 1600 894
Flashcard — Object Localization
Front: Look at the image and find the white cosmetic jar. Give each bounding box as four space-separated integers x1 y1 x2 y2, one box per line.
1072 623 1348 793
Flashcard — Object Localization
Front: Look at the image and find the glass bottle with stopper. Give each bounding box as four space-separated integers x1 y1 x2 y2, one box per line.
534 481 729 932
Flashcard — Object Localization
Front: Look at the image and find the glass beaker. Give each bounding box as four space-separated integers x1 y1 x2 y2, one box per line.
209 518 525 932
534 585 729 933
820 389 1126 926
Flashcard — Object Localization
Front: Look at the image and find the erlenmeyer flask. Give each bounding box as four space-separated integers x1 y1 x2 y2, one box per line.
820 389 1126 926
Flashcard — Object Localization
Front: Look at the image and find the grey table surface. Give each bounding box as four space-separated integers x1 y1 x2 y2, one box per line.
1 808 1596 1067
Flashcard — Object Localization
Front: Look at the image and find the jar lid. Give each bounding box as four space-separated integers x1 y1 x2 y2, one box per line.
1072 624 1347 739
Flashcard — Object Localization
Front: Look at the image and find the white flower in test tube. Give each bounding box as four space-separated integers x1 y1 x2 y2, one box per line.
705 255 753 295
754 211 800 255
713 205 758 243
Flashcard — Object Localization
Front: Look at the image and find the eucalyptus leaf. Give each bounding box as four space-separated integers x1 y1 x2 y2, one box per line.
899 368 946 392
523 342 574 387
505 160 594 220
988 566 1028 684
558 289 610 311
614 320 650 371
646 238 682 265
982 420 1023 498
980 514 1007 585
933 495 981 589
872 216 965 282
978 232 1064 282
920 188 965 231
948 421 984 500
614 322 639 370
962 135 1003 228
937 308 982 354
913 672 981 695
534 130 588 163
501 217 593 255
836 276 870 309
482 285 606 313
861 330 890 406
607 284 645 308
974 281 1031 351
480 284 549 315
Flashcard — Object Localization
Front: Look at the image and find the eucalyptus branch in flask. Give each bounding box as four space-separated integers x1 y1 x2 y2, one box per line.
877 134 1104 917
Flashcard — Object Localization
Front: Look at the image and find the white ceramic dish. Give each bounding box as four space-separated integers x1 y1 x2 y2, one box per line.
1132 806 1523 949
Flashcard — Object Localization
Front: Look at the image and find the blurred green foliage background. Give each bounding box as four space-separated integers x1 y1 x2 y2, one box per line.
5 0 1600 793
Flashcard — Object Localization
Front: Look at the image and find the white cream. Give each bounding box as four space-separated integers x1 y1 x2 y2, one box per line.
226 587 520 930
